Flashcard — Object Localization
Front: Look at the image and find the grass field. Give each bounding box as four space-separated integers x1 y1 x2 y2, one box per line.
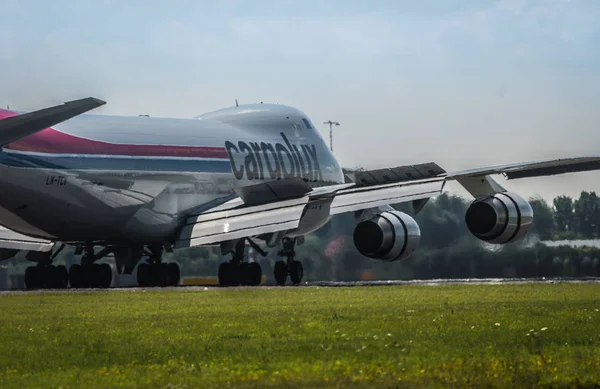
1 284 599 388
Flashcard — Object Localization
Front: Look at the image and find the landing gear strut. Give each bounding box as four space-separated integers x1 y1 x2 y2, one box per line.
136 246 181 287
218 239 263 287
274 237 303 286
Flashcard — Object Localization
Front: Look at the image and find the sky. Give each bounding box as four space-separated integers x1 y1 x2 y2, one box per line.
1 0 599 202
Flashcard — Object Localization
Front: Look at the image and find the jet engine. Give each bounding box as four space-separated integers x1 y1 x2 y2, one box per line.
353 211 420 262
465 192 534 244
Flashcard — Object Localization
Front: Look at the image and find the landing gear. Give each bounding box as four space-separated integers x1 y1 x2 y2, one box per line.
24 264 68 289
22 243 181 289
218 239 263 286
68 263 112 288
68 246 113 288
24 246 69 289
136 246 180 287
275 237 303 285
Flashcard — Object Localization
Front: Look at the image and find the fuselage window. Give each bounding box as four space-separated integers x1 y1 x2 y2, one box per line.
302 118 313 130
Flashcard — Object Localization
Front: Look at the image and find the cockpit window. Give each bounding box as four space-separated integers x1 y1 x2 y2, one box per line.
302 118 313 129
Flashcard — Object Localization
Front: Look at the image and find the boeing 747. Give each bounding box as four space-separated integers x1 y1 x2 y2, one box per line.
1 97 598 288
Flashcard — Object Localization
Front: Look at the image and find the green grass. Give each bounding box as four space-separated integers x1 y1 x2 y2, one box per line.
1 284 600 388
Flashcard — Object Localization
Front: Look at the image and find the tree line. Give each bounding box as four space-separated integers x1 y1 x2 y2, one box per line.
5 191 600 283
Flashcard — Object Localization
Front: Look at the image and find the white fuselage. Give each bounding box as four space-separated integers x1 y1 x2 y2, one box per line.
0 104 344 245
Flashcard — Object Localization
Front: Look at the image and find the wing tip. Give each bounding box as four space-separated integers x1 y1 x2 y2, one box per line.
64 96 107 108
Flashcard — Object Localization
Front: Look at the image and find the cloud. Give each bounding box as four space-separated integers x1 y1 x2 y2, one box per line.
1 0 600 202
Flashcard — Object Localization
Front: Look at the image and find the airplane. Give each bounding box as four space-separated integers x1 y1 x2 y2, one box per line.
1 97 599 289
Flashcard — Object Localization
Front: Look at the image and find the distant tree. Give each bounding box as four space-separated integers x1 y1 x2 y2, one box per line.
413 193 469 249
573 191 600 238
529 197 554 240
553 195 574 233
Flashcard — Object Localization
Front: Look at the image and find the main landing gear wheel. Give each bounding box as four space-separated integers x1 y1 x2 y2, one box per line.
289 260 303 284
275 237 303 285
218 261 262 286
137 262 181 287
273 261 287 286
217 239 263 287
68 263 112 288
24 265 69 289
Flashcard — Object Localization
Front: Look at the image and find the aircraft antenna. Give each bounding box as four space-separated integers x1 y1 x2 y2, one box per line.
235 99 239 107
323 120 340 152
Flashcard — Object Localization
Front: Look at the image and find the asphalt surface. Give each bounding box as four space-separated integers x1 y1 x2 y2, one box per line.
1 277 600 294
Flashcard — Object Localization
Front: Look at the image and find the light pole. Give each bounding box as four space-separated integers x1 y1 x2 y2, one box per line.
323 120 340 152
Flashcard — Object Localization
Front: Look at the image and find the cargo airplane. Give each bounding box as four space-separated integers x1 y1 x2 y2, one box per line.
1 97 599 289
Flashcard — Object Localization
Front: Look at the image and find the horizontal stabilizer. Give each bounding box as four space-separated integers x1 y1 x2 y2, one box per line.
0 97 106 147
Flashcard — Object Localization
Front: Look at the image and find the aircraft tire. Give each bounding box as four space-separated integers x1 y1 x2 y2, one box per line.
274 261 288 286
289 260 303 285
166 263 181 286
43 266 56 288
218 262 233 287
137 263 151 287
69 264 85 288
249 262 262 286
25 266 40 289
238 262 251 286
156 263 168 286
54 265 69 289
99 263 112 288
85 264 100 288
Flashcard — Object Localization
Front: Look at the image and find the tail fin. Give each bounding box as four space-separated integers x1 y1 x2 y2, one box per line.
0 97 105 147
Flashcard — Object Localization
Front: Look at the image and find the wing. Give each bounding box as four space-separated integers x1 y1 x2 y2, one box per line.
175 166 446 249
0 225 54 253
446 156 600 198
0 97 105 147
446 156 600 180
176 155 600 249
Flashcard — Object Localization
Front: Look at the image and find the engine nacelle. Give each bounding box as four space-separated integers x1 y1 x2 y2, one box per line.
465 192 534 244
353 211 420 262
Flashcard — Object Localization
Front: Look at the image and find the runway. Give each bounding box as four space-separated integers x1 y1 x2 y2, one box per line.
2 277 600 294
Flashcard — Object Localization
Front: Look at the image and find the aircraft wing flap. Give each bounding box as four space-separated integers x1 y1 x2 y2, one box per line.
0 225 54 253
176 197 309 248
330 179 445 215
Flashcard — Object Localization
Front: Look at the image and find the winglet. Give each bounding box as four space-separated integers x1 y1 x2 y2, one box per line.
0 97 106 147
